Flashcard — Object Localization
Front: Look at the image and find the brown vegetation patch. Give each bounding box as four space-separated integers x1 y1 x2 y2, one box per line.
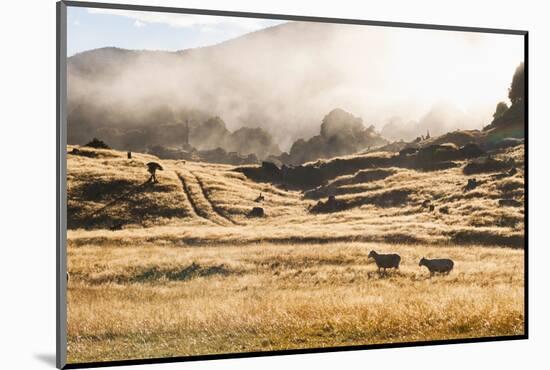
87 262 236 285
75 179 142 201
463 158 511 175
304 169 395 199
497 179 524 193
69 146 120 159
449 229 524 248
382 233 422 244
415 161 458 171
309 188 410 214
498 199 523 208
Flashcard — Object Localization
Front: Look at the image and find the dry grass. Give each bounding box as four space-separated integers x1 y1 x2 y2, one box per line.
66 145 525 364
67 242 524 363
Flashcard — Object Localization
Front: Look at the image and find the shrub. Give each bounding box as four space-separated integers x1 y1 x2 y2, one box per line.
84 138 110 149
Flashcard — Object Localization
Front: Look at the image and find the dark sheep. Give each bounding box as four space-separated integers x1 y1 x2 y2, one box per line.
419 257 454 276
247 207 265 218
368 250 401 273
465 178 478 191
146 162 164 183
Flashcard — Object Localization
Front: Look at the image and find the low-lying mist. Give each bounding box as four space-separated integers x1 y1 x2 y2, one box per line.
67 20 524 157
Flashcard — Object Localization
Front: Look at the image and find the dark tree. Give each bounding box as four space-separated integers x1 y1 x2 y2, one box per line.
508 62 524 105
484 63 526 132
493 101 509 120
84 138 110 149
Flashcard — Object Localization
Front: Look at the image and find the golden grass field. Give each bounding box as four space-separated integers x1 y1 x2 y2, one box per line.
66 144 525 364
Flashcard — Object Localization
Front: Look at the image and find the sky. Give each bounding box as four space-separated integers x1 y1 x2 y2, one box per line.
67 6 286 56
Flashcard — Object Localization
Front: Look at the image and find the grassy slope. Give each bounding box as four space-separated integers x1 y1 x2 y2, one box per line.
67 144 525 247
68 242 524 363
66 144 525 363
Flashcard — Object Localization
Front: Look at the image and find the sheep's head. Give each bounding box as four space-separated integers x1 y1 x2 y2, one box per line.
419 257 427 266
368 250 376 259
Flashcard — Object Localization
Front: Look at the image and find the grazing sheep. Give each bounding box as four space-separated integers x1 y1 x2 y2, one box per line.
419 257 454 276
146 162 163 183
368 250 401 273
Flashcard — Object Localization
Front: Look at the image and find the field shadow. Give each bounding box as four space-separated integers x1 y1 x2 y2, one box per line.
366 270 403 279
33 353 56 367
364 270 437 281
133 263 233 283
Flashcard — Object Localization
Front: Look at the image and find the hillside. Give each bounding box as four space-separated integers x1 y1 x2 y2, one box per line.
67 141 524 248
67 142 524 363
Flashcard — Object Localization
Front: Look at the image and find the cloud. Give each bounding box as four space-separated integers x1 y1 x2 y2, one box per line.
87 8 278 31
133 19 145 28
73 19 80 26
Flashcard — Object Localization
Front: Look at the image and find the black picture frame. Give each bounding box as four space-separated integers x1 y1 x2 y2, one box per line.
56 1 528 368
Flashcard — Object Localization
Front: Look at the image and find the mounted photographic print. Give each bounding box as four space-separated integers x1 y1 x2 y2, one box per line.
56 1 528 368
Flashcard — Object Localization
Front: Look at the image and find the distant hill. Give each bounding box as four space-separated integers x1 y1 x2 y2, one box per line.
67 21 398 157
67 22 331 154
